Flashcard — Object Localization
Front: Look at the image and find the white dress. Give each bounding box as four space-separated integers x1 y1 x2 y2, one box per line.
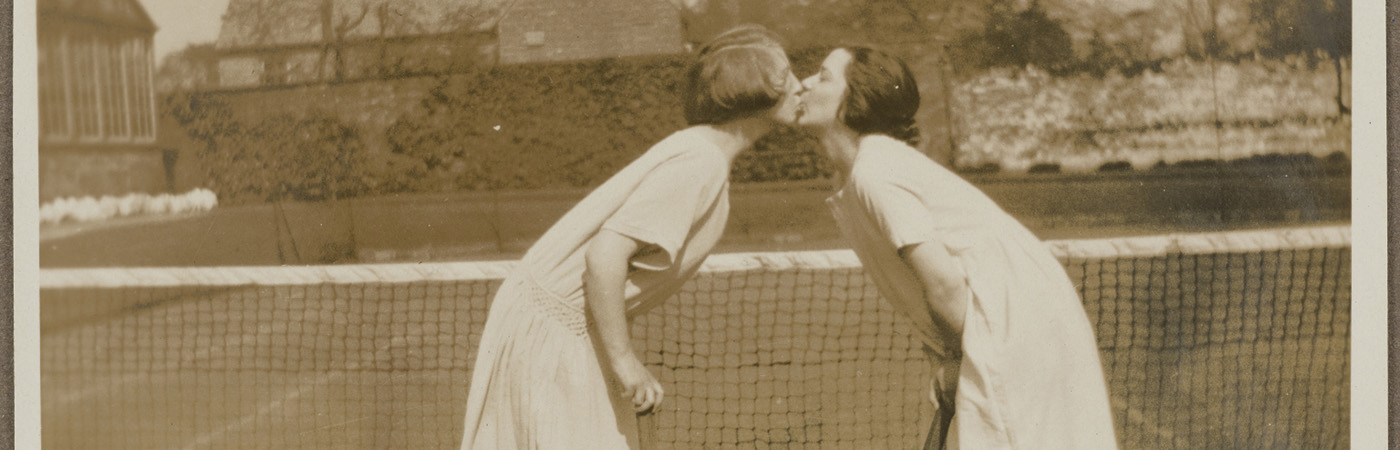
459 130 732 450
826 135 1118 450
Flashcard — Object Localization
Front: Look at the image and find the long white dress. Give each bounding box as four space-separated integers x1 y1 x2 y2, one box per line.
826 135 1118 450
459 130 732 450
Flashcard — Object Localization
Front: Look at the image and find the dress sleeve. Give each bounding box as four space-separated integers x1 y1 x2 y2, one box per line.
602 151 727 271
852 173 940 252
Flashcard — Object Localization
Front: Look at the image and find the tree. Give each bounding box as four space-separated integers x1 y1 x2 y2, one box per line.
676 0 991 50
362 1 494 77
1250 0 1350 115
1174 0 1229 58
955 0 1076 74
220 0 492 84
219 0 320 47
317 0 371 82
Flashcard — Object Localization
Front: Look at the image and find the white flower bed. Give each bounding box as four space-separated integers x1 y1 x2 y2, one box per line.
40 188 219 225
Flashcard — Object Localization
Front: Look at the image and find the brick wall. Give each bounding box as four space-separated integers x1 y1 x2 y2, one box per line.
40 145 170 201
498 0 683 64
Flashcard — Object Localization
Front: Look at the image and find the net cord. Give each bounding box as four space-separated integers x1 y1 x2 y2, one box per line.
40 225 1350 289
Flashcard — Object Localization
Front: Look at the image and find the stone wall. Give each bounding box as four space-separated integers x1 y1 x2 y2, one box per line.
498 0 683 64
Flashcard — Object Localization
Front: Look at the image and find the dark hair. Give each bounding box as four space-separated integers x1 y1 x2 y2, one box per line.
696 23 786 57
684 25 790 125
838 47 921 146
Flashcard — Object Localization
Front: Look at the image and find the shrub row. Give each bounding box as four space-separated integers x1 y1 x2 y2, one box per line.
166 51 833 203
164 93 368 204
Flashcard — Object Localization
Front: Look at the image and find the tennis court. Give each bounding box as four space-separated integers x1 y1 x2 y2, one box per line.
40 226 1349 450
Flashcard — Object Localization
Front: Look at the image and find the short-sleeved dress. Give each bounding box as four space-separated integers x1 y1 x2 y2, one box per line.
459 131 732 450
826 135 1118 450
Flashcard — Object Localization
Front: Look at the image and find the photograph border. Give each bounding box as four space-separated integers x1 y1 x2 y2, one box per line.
8 1 1390 448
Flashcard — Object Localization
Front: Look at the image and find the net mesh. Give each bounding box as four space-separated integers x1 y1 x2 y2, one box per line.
40 226 1350 450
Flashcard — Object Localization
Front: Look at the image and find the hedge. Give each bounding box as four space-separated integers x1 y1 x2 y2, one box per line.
164 49 836 203
164 92 368 204
373 49 833 194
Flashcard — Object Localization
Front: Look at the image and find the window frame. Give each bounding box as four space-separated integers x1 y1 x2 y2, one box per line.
39 26 157 146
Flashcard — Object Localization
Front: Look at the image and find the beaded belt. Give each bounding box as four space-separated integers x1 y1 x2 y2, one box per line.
517 274 589 337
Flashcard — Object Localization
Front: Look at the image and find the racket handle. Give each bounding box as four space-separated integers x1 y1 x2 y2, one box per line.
922 407 955 450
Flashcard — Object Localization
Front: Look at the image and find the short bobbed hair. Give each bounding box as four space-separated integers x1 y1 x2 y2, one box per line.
684 25 791 126
838 47 921 146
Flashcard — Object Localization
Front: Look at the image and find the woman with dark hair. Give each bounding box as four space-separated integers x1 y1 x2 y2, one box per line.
795 47 1118 450
459 25 802 450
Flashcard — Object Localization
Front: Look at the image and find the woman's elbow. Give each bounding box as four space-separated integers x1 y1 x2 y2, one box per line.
585 233 633 279
926 275 966 302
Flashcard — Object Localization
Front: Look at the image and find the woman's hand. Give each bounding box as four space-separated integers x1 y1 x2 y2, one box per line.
611 353 664 413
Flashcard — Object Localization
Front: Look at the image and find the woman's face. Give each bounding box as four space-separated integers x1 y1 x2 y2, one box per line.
767 65 804 125
796 49 853 129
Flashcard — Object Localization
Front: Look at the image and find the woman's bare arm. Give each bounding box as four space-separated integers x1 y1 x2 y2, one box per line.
901 241 967 426
584 229 663 413
899 241 968 345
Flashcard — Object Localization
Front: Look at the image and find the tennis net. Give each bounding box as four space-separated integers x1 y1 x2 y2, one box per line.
39 225 1350 450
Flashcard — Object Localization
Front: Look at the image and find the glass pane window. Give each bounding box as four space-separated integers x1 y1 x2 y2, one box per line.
94 35 108 138
102 36 129 140
70 34 94 139
38 32 70 138
132 39 154 140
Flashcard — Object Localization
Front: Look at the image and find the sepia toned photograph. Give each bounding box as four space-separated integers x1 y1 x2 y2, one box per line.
24 0 1370 448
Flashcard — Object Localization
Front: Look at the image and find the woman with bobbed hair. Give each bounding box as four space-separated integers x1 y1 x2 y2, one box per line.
458 25 802 450
795 46 1118 450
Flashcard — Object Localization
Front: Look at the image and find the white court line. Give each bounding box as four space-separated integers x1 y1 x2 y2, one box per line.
47 332 264 408
45 372 154 410
179 336 406 450
179 369 348 450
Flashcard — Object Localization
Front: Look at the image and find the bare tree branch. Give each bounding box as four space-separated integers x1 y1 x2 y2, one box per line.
336 2 372 35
